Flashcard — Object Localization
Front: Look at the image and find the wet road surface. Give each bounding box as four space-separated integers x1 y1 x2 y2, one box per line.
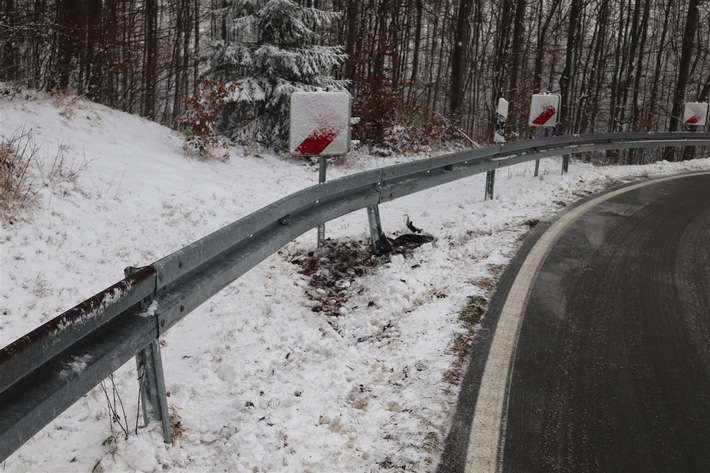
439 172 710 473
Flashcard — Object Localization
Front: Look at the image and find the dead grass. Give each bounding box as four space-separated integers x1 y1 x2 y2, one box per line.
1 128 89 222
1 128 40 218
36 143 86 186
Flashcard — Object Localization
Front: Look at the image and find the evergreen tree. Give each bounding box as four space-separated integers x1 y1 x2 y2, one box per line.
206 0 348 150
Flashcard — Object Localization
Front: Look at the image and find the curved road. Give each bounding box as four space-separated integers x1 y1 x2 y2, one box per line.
439 172 710 473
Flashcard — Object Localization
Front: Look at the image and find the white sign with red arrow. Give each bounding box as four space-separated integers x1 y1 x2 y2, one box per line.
683 102 709 126
289 91 351 156
529 93 561 127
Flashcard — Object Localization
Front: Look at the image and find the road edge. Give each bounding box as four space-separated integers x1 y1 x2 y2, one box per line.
436 170 710 473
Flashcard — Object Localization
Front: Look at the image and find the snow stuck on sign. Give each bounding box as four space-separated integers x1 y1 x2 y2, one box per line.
683 102 709 126
289 91 350 156
528 93 561 127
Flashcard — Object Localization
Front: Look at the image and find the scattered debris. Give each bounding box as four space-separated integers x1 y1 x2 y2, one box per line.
291 239 382 320
392 233 434 248
290 234 436 322
523 218 539 228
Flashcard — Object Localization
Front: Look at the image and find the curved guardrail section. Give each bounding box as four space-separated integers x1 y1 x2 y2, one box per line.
2 132 710 461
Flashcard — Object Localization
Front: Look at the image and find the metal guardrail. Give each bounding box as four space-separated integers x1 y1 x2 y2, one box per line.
2 132 710 462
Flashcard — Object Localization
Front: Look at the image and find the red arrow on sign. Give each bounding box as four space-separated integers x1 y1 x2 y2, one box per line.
684 113 703 125
294 127 339 155
532 105 557 126
683 103 708 126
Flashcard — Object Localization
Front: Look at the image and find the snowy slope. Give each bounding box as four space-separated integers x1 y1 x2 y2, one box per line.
2 91 709 472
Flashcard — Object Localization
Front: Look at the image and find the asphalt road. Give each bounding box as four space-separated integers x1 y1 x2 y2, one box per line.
439 172 710 473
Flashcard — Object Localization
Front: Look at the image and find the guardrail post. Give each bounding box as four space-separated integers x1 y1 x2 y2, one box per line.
636 148 645 165
122 267 171 443
136 339 172 443
485 170 495 200
562 154 570 174
366 205 392 255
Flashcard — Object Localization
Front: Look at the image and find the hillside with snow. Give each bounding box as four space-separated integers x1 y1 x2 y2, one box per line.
2 90 709 472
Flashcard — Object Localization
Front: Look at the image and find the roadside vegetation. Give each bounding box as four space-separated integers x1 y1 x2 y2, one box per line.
1 127 88 222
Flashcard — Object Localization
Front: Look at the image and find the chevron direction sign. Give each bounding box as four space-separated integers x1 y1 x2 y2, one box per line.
290 92 351 156
683 102 709 126
529 93 561 127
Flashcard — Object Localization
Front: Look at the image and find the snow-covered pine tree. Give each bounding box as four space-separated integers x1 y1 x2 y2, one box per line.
206 0 348 151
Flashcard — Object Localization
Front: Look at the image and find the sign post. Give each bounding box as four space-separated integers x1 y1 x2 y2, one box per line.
487 98 508 200
317 156 327 245
529 93 561 176
290 91 351 248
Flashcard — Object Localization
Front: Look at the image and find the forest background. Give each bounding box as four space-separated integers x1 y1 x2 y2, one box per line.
1 0 709 161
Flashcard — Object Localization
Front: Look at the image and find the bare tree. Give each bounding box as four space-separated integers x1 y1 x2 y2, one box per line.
142 0 158 119
450 0 473 117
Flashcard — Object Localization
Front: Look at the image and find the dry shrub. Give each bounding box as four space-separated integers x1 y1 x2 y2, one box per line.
35 143 87 186
181 79 238 160
352 80 399 147
1 128 89 221
383 110 462 154
353 84 463 154
1 128 40 218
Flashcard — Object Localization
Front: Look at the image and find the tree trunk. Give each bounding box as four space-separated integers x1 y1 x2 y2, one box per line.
85 0 102 100
54 0 86 91
647 0 673 130
668 0 699 133
344 0 358 82
142 0 158 119
450 0 473 117
1 0 19 81
491 0 513 112
507 0 526 137
532 0 561 92
407 0 423 105
558 0 581 134
666 0 700 161
630 0 650 129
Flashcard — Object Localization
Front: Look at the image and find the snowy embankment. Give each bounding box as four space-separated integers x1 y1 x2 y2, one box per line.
2 91 709 472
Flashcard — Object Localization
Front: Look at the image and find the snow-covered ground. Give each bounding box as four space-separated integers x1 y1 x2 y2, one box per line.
2 91 709 472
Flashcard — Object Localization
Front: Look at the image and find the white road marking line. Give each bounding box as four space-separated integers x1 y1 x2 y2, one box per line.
464 171 710 473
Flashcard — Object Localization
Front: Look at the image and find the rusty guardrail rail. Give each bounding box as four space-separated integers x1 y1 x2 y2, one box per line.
2 132 710 462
